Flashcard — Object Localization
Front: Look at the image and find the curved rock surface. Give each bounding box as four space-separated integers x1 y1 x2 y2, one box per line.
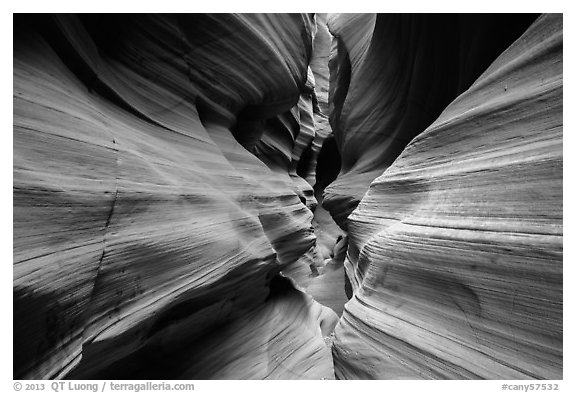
325 13 539 228
13 12 563 381
331 14 563 379
13 14 336 380
67 276 338 379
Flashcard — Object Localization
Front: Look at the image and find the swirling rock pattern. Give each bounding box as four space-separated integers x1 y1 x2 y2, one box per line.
13 14 335 380
331 14 563 379
68 276 338 379
325 13 539 228
13 12 563 381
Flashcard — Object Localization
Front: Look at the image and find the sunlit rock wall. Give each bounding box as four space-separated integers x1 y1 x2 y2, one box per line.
331 14 563 379
13 14 337 380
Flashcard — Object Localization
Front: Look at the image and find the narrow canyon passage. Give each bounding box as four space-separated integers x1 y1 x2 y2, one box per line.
13 13 562 380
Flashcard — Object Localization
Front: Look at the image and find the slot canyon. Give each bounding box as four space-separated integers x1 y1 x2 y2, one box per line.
13 13 563 380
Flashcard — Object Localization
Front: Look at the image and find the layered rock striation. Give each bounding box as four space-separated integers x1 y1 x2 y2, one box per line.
13 12 563 381
325 13 540 228
330 14 563 379
14 14 337 380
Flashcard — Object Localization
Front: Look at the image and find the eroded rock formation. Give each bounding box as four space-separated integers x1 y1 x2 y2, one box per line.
329 14 563 379
14 14 337 380
325 13 540 228
14 12 563 381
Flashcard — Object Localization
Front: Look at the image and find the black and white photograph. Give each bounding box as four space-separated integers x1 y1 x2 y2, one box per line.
8 3 570 390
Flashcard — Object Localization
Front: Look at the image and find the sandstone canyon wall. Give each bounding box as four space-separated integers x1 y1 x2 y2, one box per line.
324 13 541 227
13 13 563 380
328 14 563 379
14 14 337 380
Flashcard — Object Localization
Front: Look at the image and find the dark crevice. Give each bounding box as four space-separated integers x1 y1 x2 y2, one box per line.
314 136 341 198
266 275 297 301
327 36 351 149
296 141 315 179
344 272 353 300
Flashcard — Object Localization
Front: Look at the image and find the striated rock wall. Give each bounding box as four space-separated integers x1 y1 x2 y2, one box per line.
325 13 539 228
330 14 563 379
303 13 334 189
13 12 563 381
67 276 337 379
13 14 337 380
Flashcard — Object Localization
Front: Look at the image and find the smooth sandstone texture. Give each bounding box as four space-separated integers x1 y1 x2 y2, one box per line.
68 276 338 380
14 14 337 380
14 12 563 381
332 14 562 379
325 13 539 228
